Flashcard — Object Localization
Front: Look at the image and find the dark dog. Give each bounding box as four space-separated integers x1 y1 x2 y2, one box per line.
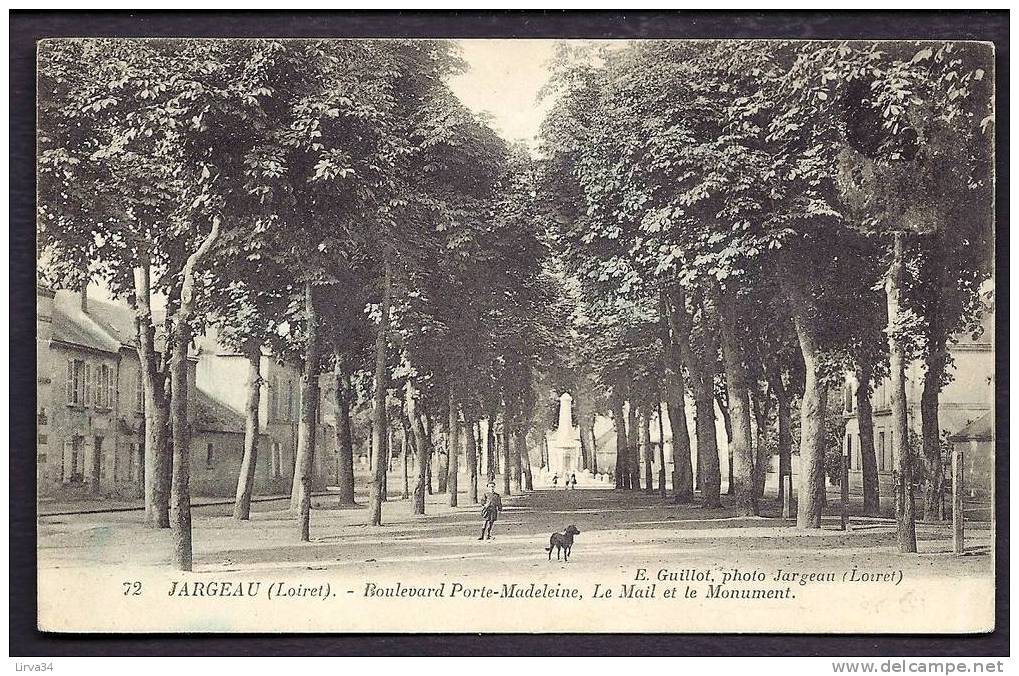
545 525 581 561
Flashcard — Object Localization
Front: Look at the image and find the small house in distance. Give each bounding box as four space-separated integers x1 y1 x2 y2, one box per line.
949 409 994 498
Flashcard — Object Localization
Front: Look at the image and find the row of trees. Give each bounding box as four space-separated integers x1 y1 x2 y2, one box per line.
38 38 993 568
39 39 560 570
538 40 993 551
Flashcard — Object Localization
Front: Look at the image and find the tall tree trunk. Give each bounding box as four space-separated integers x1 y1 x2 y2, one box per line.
920 231 950 522
233 342 262 520
334 364 355 505
611 392 627 489
718 289 758 517
293 282 321 541
657 402 667 498
640 411 653 493
494 423 502 475
401 418 411 500
516 429 533 491
575 391 593 471
475 423 484 478
886 232 918 552
663 289 694 502
168 322 192 570
502 419 512 496
921 335 948 521
436 428 449 493
588 414 599 474
750 381 771 504
425 414 434 495
368 264 393 527
486 416 497 483
169 216 219 570
464 412 479 503
382 418 392 502
577 399 596 473
784 277 829 529
688 297 721 508
133 258 171 528
716 393 734 496
448 388 460 507
692 373 720 506
627 403 641 491
856 367 880 516
510 426 522 492
767 367 794 510
406 380 431 515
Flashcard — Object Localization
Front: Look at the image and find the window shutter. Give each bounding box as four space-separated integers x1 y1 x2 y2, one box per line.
83 364 91 407
109 366 115 410
96 365 105 407
75 361 84 404
66 360 74 403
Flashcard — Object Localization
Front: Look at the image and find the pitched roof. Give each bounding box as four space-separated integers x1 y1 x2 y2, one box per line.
52 292 121 354
84 296 140 348
194 387 247 434
950 410 994 442
49 289 170 354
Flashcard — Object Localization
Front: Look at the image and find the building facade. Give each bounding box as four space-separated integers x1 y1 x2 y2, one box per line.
841 307 994 493
37 286 333 500
194 330 334 494
38 286 153 497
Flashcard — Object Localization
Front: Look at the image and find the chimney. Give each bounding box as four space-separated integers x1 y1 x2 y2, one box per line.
80 285 88 313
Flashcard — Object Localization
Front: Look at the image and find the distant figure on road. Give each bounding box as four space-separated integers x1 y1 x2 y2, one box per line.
478 481 503 540
552 473 559 489
569 473 577 490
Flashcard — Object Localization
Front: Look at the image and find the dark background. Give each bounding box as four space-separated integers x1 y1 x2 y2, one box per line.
10 10 1009 657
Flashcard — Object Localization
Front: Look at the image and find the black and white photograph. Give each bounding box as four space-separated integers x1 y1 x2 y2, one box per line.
15 12 1004 645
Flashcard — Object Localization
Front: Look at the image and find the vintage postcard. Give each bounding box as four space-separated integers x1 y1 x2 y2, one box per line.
35 37 995 634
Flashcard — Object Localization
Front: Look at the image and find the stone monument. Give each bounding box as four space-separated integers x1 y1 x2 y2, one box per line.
546 392 582 477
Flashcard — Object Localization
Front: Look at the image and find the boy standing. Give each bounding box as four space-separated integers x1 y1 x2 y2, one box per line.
478 481 503 540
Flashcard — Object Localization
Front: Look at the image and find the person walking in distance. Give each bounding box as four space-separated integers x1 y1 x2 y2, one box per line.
552 473 559 489
478 480 503 540
569 472 577 490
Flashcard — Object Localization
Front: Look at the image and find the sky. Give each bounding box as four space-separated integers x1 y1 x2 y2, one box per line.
447 39 561 148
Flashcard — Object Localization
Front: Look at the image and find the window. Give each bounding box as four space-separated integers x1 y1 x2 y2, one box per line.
66 359 85 405
93 364 113 409
878 432 886 471
206 443 215 469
